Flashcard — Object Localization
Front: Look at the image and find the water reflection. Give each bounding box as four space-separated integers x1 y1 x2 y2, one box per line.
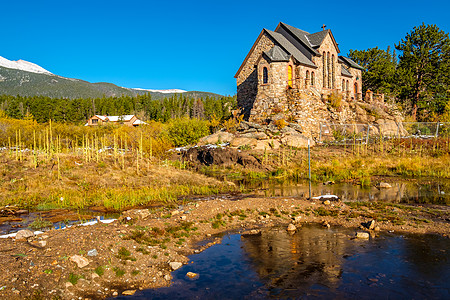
129 225 450 299
243 180 450 205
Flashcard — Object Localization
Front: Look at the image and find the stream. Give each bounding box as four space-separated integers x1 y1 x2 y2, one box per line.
119 224 450 299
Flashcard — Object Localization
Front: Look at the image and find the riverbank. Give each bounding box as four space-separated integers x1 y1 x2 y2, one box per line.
0 196 448 299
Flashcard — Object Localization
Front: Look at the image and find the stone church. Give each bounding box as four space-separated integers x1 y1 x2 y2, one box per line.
235 22 365 122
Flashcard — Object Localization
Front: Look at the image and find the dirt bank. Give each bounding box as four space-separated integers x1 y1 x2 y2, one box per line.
0 196 448 299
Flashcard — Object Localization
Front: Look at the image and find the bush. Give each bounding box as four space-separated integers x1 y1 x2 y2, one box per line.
166 118 210 147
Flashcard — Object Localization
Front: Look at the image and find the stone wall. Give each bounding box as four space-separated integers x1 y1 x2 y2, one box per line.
236 33 275 120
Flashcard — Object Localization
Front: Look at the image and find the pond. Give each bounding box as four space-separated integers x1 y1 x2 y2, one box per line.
240 179 450 205
118 224 450 299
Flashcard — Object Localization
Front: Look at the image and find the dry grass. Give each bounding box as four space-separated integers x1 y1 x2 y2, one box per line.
0 151 234 210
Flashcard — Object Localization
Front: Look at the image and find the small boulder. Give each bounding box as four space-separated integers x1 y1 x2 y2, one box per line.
355 232 370 239
377 182 392 189
287 224 297 232
15 229 34 240
186 272 199 279
323 200 331 206
70 255 90 268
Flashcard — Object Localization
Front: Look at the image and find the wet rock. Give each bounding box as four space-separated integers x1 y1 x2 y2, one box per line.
287 224 297 232
87 249 98 257
186 272 199 279
356 232 370 239
241 229 261 237
112 291 118 296
377 182 392 189
15 229 34 240
363 220 376 230
291 216 302 223
122 290 136 296
70 255 90 268
169 262 183 270
322 220 331 228
164 274 171 281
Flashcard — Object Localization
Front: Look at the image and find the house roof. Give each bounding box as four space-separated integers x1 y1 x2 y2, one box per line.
339 56 365 71
264 29 316 68
263 45 291 62
307 30 329 47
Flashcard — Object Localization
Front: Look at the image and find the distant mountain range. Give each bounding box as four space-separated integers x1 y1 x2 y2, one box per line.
0 56 221 99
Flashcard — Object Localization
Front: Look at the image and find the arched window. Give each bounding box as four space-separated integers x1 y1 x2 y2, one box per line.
323 52 326 88
327 52 331 88
311 71 315 86
262 67 268 84
342 79 345 91
354 82 358 95
288 65 293 88
305 70 310 86
331 54 335 88
346 80 349 92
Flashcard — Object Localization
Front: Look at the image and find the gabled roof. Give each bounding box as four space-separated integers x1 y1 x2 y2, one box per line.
306 30 329 47
276 22 340 54
263 45 291 62
341 66 353 77
339 56 365 71
264 29 316 68
276 22 318 55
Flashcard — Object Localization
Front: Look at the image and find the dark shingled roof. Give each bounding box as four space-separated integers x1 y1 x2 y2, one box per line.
277 22 318 55
341 65 353 77
307 30 329 47
339 56 365 71
264 45 291 62
264 29 316 68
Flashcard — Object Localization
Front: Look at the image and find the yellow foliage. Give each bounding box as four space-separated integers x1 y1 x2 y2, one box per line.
273 119 287 129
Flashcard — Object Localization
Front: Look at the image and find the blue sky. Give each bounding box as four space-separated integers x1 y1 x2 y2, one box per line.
2 0 449 96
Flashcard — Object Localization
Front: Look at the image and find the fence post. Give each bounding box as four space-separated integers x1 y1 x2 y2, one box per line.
435 122 440 138
366 124 370 144
397 122 400 138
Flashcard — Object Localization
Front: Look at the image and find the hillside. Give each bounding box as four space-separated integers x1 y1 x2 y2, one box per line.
0 65 221 100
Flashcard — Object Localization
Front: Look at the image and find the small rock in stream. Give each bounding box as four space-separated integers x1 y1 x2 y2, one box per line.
287 224 297 232
355 232 370 239
169 262 183 270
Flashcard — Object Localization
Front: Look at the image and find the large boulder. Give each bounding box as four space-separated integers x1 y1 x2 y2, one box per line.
281 134 315 148
198 131 235 145
230 137 257 148
254 139 280 150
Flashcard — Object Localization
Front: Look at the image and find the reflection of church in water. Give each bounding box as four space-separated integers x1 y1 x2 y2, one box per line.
240 225 347 296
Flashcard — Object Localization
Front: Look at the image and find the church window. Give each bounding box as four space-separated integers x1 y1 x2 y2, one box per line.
332 54 335 88
288 65 293 88
305 70 310 86
346 80 349 92
311 71 315 86
342 79 345 91
323 52 326 88
262 67 268 84
327 52 331 88
354 82 358 95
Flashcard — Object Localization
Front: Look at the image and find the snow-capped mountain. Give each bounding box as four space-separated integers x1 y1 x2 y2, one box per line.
130 88 187 94
0 56 52 75
0 55 220 99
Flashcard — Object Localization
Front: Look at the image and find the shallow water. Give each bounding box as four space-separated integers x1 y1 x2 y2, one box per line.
120 225 450 299
241 179 450 205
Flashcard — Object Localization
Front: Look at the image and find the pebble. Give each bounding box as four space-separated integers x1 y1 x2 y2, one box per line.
70 255 90 268
112 292 118 296
164 275 171 281
186 272 199 279
122 290 136 296
87 249 98 257
169 262 183 270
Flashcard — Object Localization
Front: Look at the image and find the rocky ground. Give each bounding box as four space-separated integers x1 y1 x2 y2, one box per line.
0 195 448 299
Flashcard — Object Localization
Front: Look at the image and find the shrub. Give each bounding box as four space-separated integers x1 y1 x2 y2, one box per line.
166 118 210 146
